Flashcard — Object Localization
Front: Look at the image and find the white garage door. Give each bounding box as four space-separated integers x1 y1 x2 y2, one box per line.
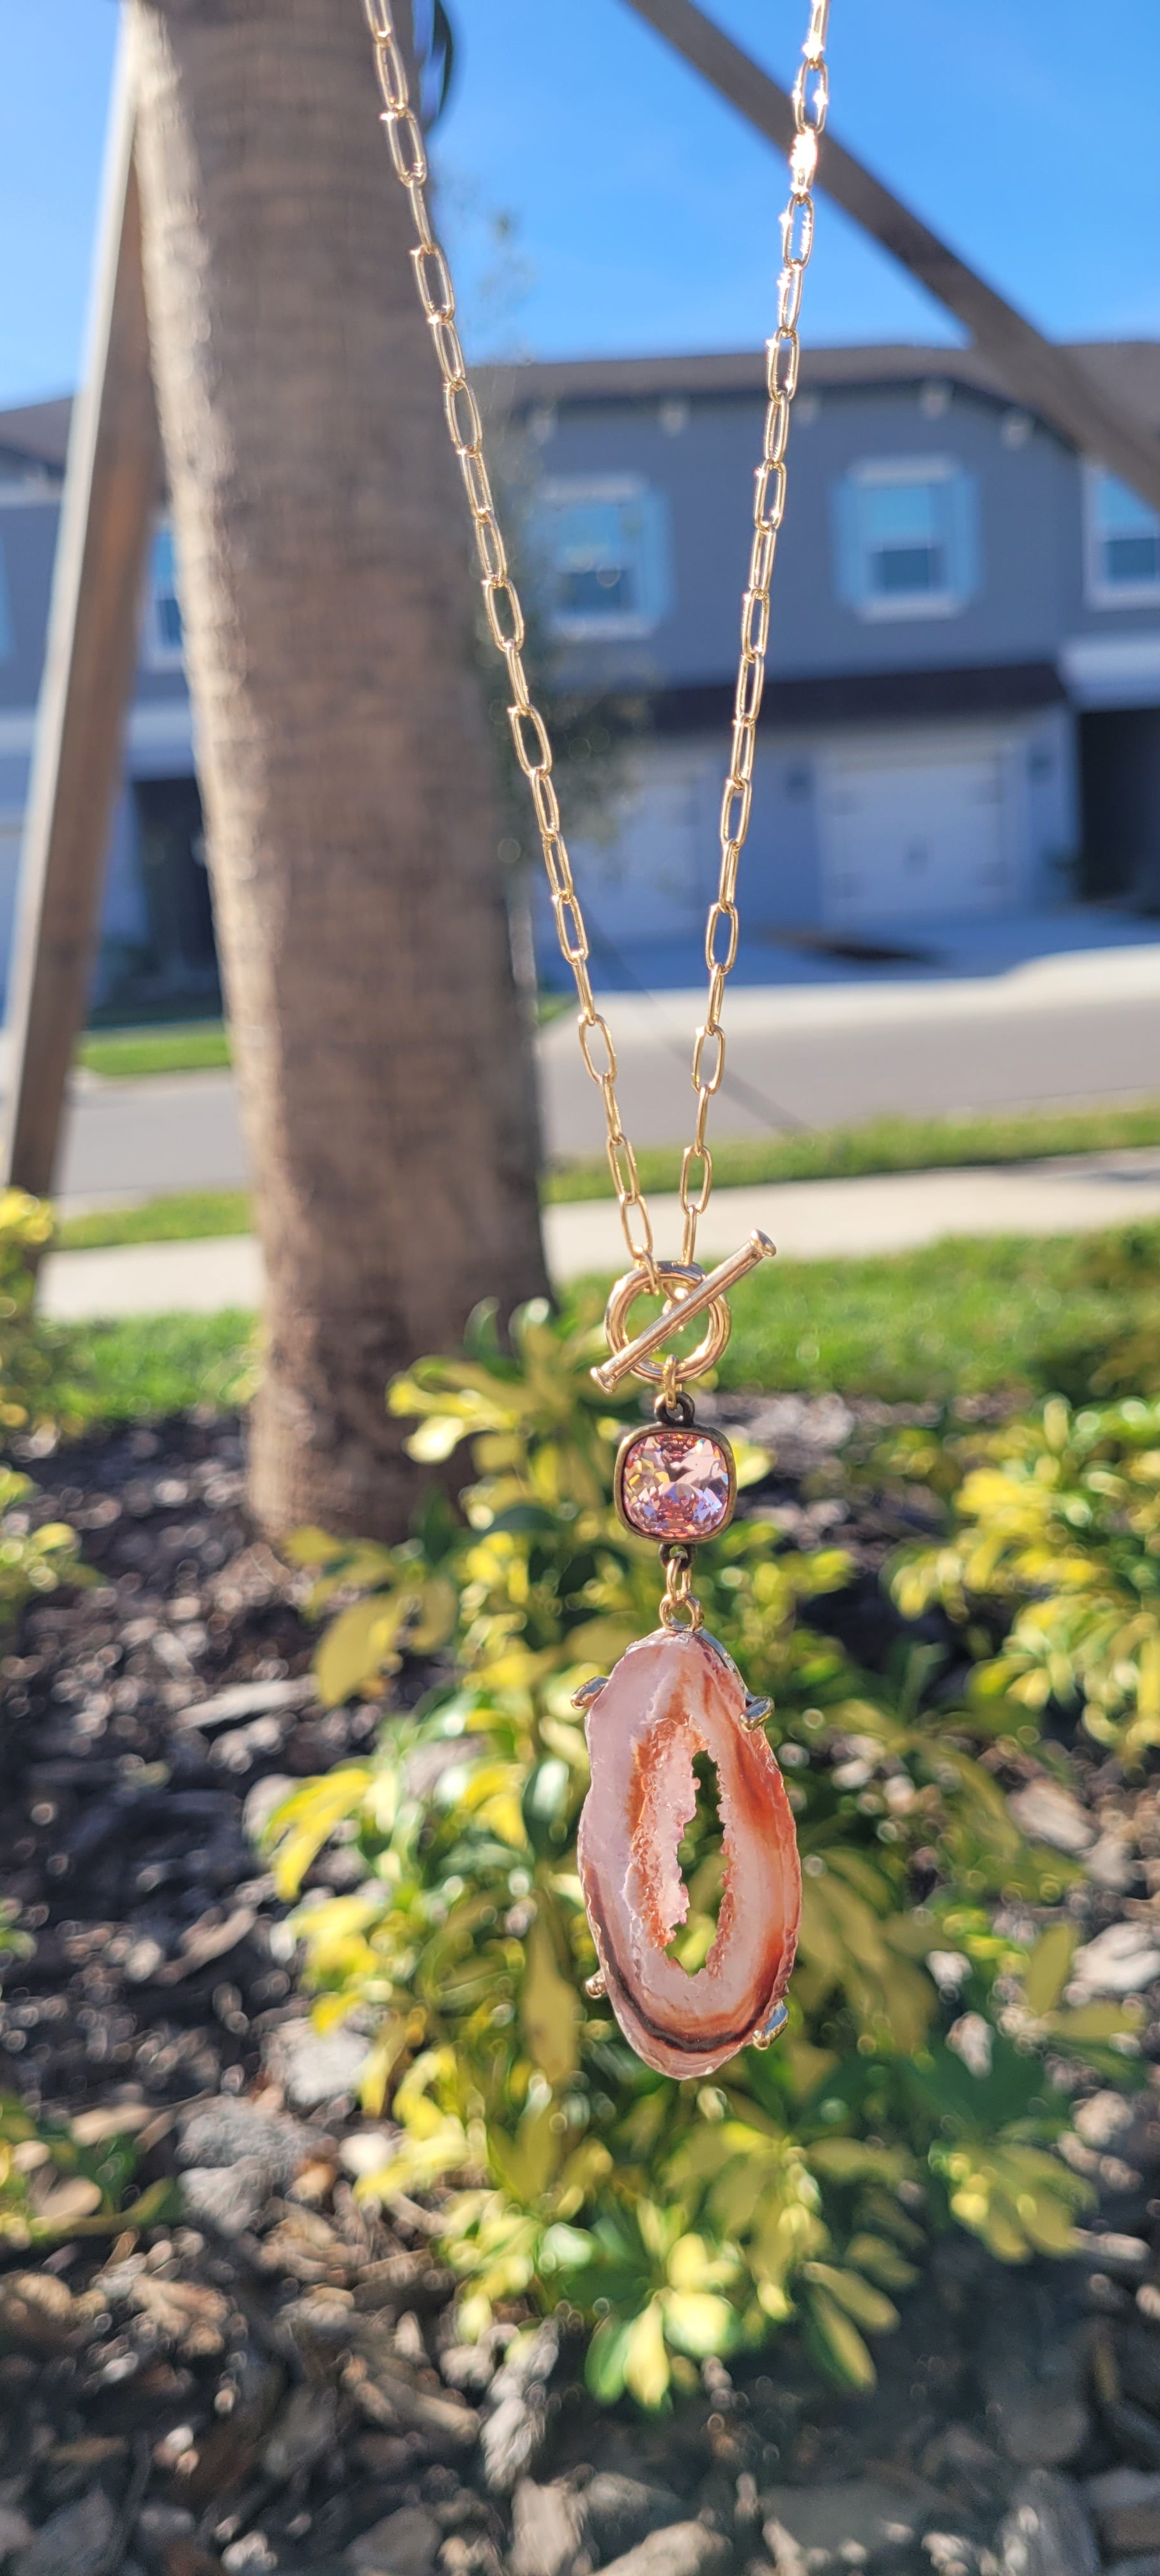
819 749 1012 926
567 744 720 942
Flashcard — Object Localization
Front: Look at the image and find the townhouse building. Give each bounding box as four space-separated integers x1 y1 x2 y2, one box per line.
0 340 1157 1006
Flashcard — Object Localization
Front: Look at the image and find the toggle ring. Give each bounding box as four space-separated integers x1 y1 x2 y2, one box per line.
601 1261 732 1390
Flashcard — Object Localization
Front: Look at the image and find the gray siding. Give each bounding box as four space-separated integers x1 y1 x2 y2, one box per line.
0 496 61 710
532 376 1101 695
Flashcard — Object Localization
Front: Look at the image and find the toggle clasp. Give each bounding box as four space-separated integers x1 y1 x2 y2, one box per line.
591 1230 776 1394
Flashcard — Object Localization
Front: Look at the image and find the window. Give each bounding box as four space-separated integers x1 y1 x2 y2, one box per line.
1087 467 1160 606
530 478 672 640
0 537 12 663
834 459 979 619
146 523 184 666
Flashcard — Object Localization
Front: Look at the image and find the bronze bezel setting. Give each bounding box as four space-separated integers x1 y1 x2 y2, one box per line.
613 1420 737 1542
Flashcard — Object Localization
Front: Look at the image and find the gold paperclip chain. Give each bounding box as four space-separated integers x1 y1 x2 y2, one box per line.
659 1544 704 1635
360 0 829 1280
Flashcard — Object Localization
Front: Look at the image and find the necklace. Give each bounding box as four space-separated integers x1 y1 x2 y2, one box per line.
361 0 830 2076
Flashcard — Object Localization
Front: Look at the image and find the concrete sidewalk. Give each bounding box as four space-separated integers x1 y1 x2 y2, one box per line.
38 1143 1160 1319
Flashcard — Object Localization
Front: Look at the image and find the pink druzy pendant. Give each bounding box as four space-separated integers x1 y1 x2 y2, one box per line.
614 1423 736 1542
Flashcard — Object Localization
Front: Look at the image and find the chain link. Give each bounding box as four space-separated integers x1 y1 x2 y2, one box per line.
658 1544 704 1635
360 0 828 1280
680 0 829 1263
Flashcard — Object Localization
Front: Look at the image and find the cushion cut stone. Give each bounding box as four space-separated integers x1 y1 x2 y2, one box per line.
618 1427 734 1540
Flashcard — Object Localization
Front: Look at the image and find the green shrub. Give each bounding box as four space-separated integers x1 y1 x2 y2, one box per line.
266 1304 1131 2407
0 1191 87 1627
0 1188 54 1431
889 1392 1160 1764
0 1466 86 1628
0 2092 172 2248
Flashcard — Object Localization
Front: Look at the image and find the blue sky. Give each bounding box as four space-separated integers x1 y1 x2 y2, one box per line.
4 0 1160 408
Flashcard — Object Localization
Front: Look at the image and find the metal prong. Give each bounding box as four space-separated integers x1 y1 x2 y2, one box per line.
752 2004 789 2052
584 1970 607 2000
571 1676 606 1710
741 1695 772 1728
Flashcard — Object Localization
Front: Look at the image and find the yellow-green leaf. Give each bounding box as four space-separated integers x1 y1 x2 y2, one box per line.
519 1915 579 2087
264 1768 372 1899
316 1595 403 1705
623 2299 671 2409
1021 1922 1078 2016
586 2315 632 2403
661 2290 737 2359
805 2285 876 2390
804 2262 898 2334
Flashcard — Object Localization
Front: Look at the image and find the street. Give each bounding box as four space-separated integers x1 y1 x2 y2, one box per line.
40 942 1160 1210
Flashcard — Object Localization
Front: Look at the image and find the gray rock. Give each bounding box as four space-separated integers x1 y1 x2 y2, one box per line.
510 2480 586 2576
1087 1831 1138 1892
1104 2556 1160 2575
176 2094 310 2188
762 2480 934 2566
481 2322 559 2494
263 2382 339 2481
997 2471 1099 2576
1008 1780 1095 1853
582 2476 685 2566
920 2423 1008 2510
266 2018 369 2108
177 1675 315 1731
760 2527 804 2576
179 2153 271 2237
922 2540 988 2576
1074 2090 1136 2150
1076 2227 1149 2274
14 2489 119 2576
1087 2471 1160 2511
598 2528 729 2576
1104 2520 1160 2564
243 1771 297 1843
222 2539 279 2576
351 2335 479 2457
980 2285 1090 2467
0 2510 33 2563
135 2503 197 2563
1107 2400 1160 2471
346 2505 443 2576
1068 1921 1160 2000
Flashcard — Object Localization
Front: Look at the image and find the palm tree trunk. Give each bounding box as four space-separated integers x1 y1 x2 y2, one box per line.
126 0 549 1540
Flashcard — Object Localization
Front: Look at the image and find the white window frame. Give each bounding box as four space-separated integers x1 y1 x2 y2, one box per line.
531 474 671 642
143 519 185 670
836 455 977 623
1083 461 1160 610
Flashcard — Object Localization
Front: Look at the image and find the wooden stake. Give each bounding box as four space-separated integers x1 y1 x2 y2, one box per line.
1 34 161 1199
621 0 1160 514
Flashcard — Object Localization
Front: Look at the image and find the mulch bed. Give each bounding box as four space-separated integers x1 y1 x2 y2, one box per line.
1 1404 1159 2575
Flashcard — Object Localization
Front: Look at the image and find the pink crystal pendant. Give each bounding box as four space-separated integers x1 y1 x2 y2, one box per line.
576 1628 800 2079
614 1421 736 1542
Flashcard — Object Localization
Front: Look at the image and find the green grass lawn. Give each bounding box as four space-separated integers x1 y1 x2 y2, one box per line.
51 1098 1160 1254
38 1220 1157 1426
544 1099 1160 1202
45 1312 258 1426
57 1192 252 1250
77 1022 232 1079
720 1226 1132 1401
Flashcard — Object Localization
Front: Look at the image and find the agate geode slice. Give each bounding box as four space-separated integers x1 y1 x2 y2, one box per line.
576 1627 800 2078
